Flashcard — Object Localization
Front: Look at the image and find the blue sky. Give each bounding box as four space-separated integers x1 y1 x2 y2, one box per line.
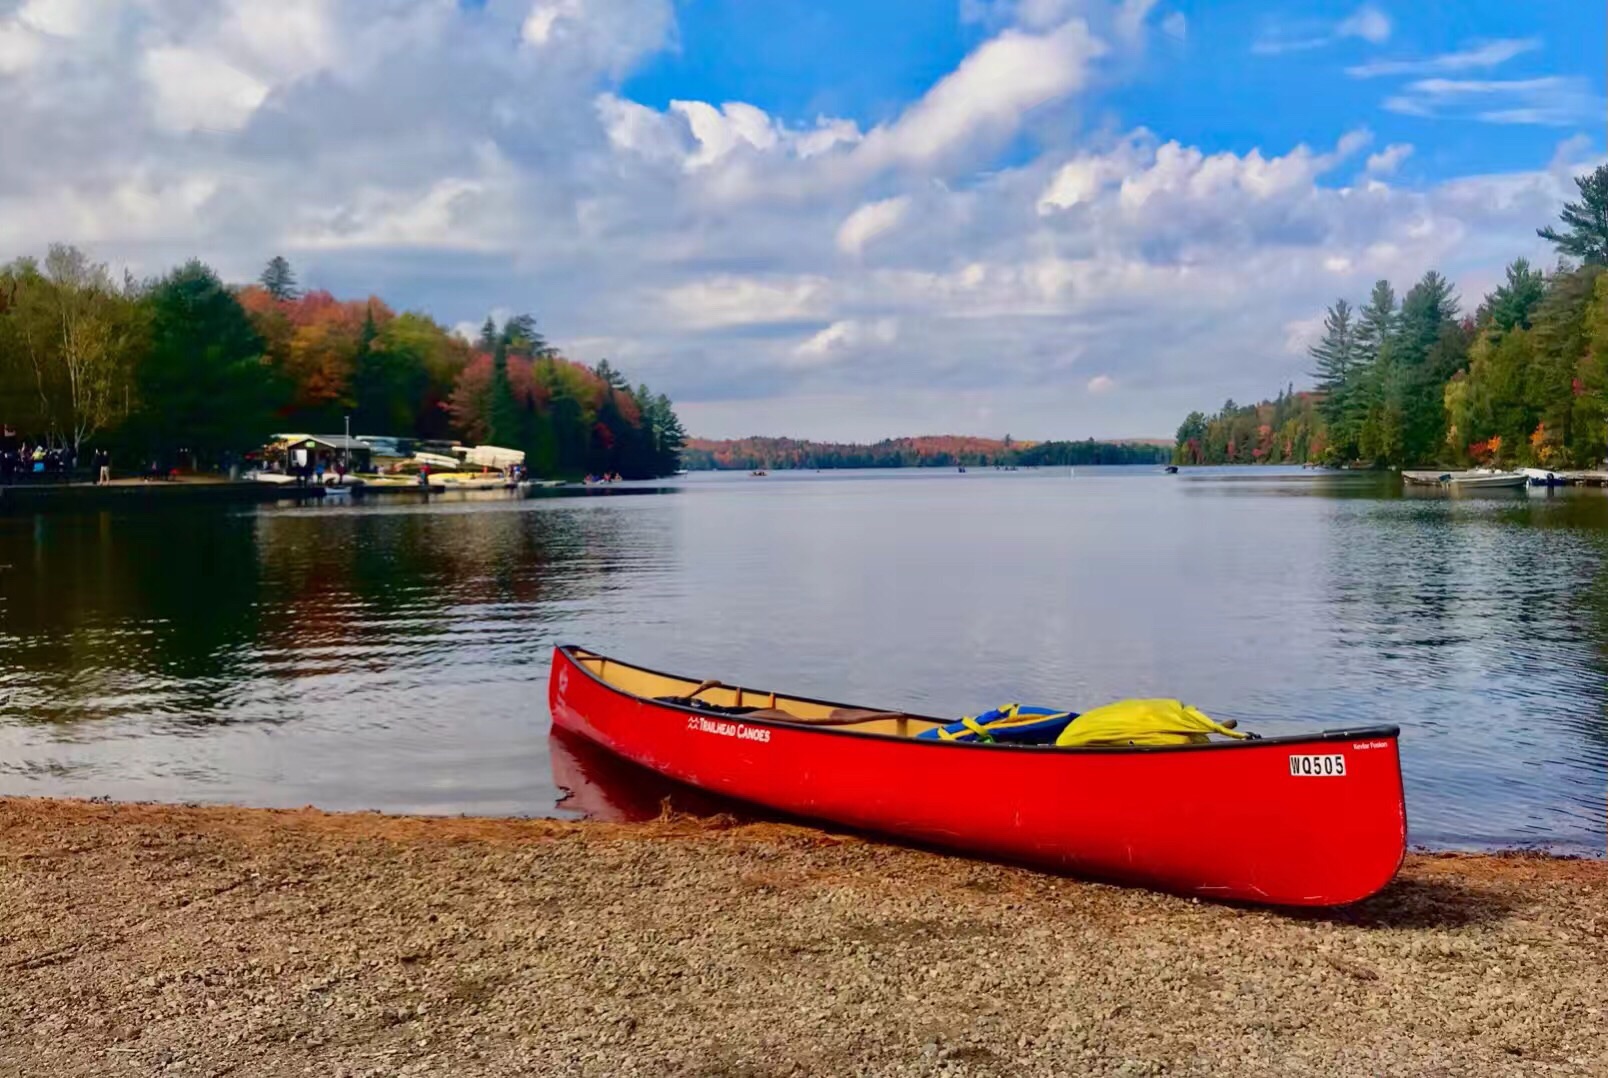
626 0 1603 183
3 0 1605 439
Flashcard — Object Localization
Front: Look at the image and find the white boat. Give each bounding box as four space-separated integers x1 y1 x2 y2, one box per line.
1402 469 1526 489
1521 467 1567 487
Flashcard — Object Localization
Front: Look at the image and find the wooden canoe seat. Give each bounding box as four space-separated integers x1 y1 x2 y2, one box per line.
745 707 913 727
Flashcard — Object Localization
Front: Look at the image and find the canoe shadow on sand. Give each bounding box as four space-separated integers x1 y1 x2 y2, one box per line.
548 729 1520 931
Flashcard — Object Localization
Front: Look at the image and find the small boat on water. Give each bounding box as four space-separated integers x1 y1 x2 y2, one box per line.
1164 464 1179 474
1521 467 1567 487
548 646 1406 906
1402 468 1526 489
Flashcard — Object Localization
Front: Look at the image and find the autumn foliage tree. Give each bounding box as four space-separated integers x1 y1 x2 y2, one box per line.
0 251 685 477
446 318 680 478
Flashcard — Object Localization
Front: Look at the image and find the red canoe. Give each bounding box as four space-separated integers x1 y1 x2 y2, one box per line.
548 646 1407 906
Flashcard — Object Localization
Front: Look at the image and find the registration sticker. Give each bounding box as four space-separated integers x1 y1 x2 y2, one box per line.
1289 753 1346 777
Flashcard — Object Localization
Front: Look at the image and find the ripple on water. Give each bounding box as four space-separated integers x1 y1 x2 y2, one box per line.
0 474 1603 852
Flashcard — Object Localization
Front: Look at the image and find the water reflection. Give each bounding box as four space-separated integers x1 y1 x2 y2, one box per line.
0 471 1603 856
549 727 739 822
0 495 679 812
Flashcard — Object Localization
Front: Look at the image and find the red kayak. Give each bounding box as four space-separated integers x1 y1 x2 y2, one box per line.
548 645 1407 906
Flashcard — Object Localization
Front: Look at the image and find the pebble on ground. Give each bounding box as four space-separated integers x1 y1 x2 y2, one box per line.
0 798 1604 1077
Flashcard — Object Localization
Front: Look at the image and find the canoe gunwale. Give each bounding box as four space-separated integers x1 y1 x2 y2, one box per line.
555 644 1399 756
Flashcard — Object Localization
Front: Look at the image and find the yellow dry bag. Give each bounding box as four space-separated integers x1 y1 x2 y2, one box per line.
1054 698 1249 747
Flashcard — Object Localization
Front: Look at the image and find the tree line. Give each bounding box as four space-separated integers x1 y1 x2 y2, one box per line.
0 253 685 478
683 435 1167 470
1176 165 1608 470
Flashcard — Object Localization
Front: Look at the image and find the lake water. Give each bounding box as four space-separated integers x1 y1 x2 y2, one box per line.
1 467 1604 856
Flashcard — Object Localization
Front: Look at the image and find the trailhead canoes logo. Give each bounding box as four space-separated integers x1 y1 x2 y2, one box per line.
686 714 771 743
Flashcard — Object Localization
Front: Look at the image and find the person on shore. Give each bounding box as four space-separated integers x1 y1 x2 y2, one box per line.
95 449 111 485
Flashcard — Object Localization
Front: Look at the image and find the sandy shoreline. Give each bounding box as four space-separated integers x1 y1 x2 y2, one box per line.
1 797 1604 1076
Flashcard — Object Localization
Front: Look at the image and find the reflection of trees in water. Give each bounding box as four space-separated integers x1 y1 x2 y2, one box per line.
0 508 266 724
0 498 676 730
2 509 264 672
1323 492 1608 757
246 501 672 672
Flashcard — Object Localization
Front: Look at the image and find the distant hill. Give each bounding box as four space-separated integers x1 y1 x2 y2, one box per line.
681 435 1169 470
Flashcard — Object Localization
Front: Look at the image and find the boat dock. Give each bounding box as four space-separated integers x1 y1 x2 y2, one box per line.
1555 471 1608 486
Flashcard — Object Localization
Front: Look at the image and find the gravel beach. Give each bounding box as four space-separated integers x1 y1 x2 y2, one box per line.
1 797 1604 1077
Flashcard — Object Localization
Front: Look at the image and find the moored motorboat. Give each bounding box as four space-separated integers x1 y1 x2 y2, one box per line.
1521 467 1566 487
547 646 1406 906
1402 469 1526 489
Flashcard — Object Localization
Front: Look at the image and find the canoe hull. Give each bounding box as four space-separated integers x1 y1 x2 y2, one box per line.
548 647 1407 906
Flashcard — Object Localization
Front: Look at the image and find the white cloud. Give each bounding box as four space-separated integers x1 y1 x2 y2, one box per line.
142 46 270 133
852 19 1105 172
1282 314 1326 356
0 0 109 72
0 20 43 72
1385 77 1605 127
1346 37 1541 78
1038 135 1150 213
522 0 576 45
672 99 781 169
836 196 911 255
1253 4 1391 56
1365 143 1413 175
1114 130 1366 211
0 0 1597 443
596 93 688 162
795 118 863 158
17 0 103 37
792 317 899 363
1114 0 1158 40
658 275 831 330
1086 374 1115 394
1335 5 1391 45
1160 11 1186 41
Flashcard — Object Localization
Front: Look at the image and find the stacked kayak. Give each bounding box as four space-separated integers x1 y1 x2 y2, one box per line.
547 645 1406 907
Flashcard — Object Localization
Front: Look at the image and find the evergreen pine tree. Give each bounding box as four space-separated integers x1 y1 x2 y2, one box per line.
1309 298 1357 455
1537 164 1608 265
259 256 300 301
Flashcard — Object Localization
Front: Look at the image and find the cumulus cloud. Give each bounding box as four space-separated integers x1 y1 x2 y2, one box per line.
851 19 1105 174
836 196 911 255
0 0 1597 441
